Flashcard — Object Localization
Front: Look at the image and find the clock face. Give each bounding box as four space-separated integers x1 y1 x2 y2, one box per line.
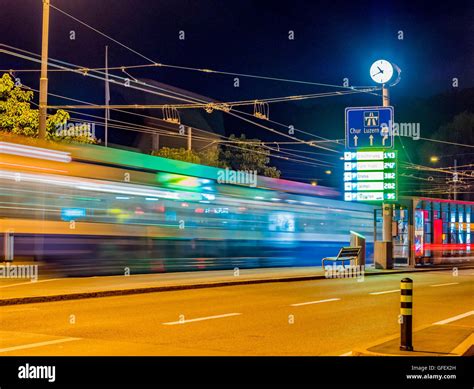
370 60 394 84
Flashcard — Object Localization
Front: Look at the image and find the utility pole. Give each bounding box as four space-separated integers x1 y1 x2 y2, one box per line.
382 85 393 242
187 127 192 151
105 45 110 147
453 159 458 200
152 134 160 152
38 0 50 140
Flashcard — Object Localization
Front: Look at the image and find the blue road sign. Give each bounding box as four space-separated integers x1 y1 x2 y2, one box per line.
345 106 394 149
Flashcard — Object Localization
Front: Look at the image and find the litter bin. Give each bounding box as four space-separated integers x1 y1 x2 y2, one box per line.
350 230 365 266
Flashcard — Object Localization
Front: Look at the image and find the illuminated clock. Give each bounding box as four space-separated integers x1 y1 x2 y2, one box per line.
370 60 394 84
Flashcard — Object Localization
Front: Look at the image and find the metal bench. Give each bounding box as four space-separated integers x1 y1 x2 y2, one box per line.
322 246 361 268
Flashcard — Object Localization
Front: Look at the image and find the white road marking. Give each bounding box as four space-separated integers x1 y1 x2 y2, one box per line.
0 279 58 289
340 351 352 356
162 313 241 325
290 298 340 307
369 289 399 295
433 311 474 325
430 282 459 287
0 338 79 353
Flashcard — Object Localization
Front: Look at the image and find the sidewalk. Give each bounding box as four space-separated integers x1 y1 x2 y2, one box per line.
1 264 472 306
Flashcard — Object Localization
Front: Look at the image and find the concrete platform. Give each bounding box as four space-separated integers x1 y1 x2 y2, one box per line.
354 313 474 356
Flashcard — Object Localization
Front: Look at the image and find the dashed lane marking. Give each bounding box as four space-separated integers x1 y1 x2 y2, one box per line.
162 313 242 325
290 298 340 307
0 337 79 353
369 289 399 295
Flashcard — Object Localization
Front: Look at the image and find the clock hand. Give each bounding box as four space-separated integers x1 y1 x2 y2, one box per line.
377 66 384 73
372 70 382 77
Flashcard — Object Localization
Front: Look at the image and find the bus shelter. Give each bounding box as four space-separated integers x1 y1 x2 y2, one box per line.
374 197 473 267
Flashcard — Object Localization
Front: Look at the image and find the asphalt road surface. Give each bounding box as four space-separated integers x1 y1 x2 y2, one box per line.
0 269 472 355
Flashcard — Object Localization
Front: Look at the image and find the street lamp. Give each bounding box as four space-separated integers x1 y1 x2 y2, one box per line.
369 59 400 245
430 156 439 163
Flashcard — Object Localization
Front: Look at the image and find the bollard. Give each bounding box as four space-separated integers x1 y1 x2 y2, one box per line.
400 278 413 351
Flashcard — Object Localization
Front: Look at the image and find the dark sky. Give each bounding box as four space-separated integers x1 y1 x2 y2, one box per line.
0 0 473 183
2 0 472 95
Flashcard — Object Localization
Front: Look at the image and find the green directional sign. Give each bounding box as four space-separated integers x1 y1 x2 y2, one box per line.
343 150 397 202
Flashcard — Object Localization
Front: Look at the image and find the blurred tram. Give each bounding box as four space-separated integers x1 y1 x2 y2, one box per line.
0 139 376 276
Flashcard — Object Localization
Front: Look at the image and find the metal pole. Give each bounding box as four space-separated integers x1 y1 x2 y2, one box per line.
38 0 50 140
187 127 192 151
152 133 160 152
382 84 390 107
105 45 110 147
400 278 413 351
382 85 392 242
453 159 458 201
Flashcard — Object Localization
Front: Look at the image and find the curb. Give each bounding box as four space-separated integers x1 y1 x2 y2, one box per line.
450 333 474 356
0 266 472 306
3 275 326 306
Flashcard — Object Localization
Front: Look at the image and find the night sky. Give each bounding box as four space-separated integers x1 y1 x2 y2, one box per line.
0 0 473 185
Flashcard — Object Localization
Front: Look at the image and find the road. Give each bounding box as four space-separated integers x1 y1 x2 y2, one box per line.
0 269 472 355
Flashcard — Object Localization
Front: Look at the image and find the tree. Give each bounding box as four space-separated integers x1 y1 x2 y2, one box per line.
152 134 281 178
152 146 224 167
0 73 95 143
220 134 281 178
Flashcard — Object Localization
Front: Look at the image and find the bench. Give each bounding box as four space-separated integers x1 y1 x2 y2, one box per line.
322 246 361 268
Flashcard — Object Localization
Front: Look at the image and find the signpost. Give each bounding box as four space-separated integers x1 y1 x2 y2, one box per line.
345 106 394 149
344 105 397 203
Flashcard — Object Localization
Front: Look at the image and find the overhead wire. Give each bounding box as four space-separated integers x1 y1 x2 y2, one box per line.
1 46 344 152
25 4 380 152
22 82 334 167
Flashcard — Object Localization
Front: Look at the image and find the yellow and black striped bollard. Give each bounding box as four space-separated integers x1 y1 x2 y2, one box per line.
400 278 413 351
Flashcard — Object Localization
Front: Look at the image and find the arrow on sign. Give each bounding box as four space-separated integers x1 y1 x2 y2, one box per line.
369 135 374 146
353 135 358 146
382 135 388 145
